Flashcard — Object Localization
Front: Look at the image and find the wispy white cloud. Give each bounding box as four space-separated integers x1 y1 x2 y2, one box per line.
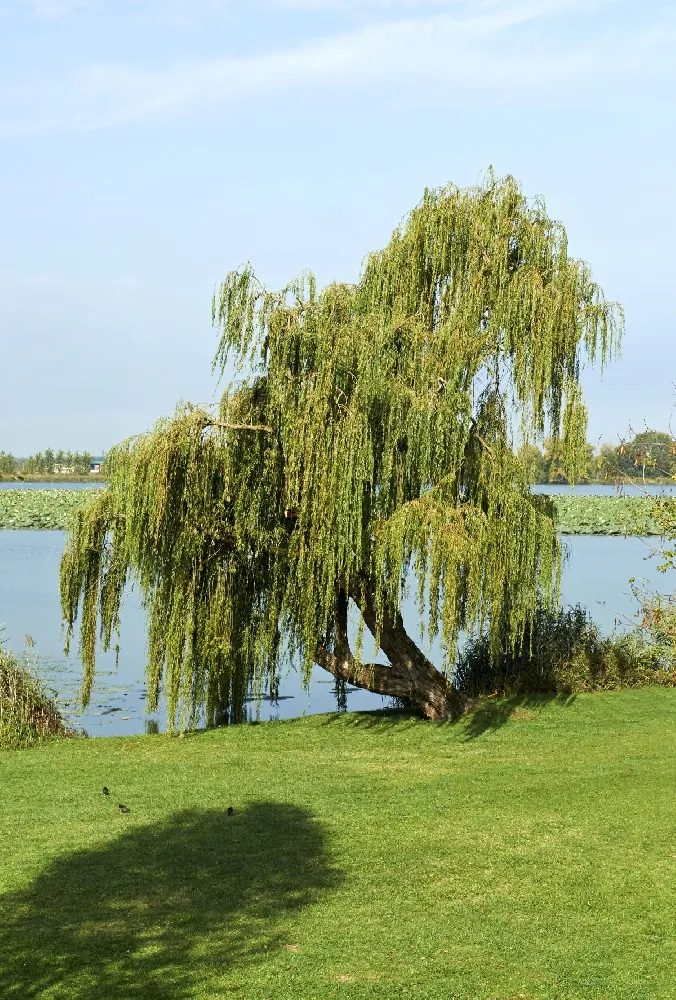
13 0 462 13
17 0 96 17
15 0 232 18
6 0 624 22
1 0 673 136
269 0 465 8
7 0 605 19
268 0 506 9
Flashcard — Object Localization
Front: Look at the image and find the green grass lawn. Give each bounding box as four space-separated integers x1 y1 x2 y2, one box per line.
1 691 675 1000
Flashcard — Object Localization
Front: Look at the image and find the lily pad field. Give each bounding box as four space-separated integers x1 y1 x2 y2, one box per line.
0 488 674 535
0 489 95 530
551 494 672 535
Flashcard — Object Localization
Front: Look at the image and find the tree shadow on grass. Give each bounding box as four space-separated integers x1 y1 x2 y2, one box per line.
461 693 577 741
0 802 339 1000
320 708 423 732
319 695 578 741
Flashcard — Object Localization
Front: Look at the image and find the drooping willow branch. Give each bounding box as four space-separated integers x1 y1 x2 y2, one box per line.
205 421 274 433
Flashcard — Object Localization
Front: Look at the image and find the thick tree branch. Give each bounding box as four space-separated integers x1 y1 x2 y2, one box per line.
313 583 466 720
350 577 466 719
473 431 495 460
313 644 400 696
314 589 402 694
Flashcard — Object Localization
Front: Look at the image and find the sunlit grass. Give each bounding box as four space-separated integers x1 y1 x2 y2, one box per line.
1 690 675 998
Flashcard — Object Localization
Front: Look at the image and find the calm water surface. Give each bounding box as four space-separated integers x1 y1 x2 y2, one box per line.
532 483 676 496
1 517 673 737
0 531 391 736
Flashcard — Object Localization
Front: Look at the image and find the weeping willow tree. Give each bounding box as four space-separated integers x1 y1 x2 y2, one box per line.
61 173 622 727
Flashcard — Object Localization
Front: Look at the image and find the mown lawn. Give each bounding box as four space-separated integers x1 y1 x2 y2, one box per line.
1 690 674 999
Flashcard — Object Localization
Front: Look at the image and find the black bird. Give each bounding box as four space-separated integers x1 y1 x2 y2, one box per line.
102 787 109 796
118 803 130 814
227 806 234 816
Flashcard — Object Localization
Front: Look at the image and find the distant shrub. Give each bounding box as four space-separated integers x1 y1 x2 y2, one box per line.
455 603 676 698
0 647 70 749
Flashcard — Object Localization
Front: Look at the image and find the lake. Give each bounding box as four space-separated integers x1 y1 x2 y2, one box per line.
0 529 394 736
1 485 674 736
531 483 676 496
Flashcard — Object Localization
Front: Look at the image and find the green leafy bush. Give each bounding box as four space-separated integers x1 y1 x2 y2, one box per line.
455 603 676 697
0 647 70 750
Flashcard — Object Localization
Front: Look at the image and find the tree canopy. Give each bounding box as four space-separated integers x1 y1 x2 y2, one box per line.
615 431 676 479
60 173 622 727
23 450 94 475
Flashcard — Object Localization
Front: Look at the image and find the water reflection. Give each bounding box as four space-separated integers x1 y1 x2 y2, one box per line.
0 528 673 737
0 530 390 736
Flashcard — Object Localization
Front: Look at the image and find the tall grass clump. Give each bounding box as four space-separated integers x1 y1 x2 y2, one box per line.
0 647 69 749
455 603 676 698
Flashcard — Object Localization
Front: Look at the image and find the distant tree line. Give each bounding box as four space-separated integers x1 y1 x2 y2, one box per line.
520 430 676 483
0 450 96 476
2 433 672 483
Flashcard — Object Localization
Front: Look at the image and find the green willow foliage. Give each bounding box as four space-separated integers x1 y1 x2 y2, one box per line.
61 174 622 727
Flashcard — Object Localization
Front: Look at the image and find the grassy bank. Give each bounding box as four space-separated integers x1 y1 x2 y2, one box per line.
0 647 69 749
1 690 675 999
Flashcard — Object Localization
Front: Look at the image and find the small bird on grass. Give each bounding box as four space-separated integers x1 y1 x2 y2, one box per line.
227 806 234 816
118 803 130 814
102 787 109 796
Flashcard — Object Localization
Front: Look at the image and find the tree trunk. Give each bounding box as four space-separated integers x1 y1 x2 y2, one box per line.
313 589 465 721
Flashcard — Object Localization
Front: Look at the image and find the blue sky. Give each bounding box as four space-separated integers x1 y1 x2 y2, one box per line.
0 0 674 454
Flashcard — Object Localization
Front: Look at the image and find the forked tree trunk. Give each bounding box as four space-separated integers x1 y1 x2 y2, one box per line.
313 589 465 721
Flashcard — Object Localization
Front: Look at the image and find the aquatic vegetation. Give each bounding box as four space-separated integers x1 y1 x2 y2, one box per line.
456 602 676 697
551 494 672 535
0 489 96 530
0 647 69 749
0 488 670 539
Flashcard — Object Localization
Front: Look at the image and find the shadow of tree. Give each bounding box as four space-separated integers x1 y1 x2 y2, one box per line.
321 694 578 739
320 708 424 732
461 693 577 741
0 802 339 999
